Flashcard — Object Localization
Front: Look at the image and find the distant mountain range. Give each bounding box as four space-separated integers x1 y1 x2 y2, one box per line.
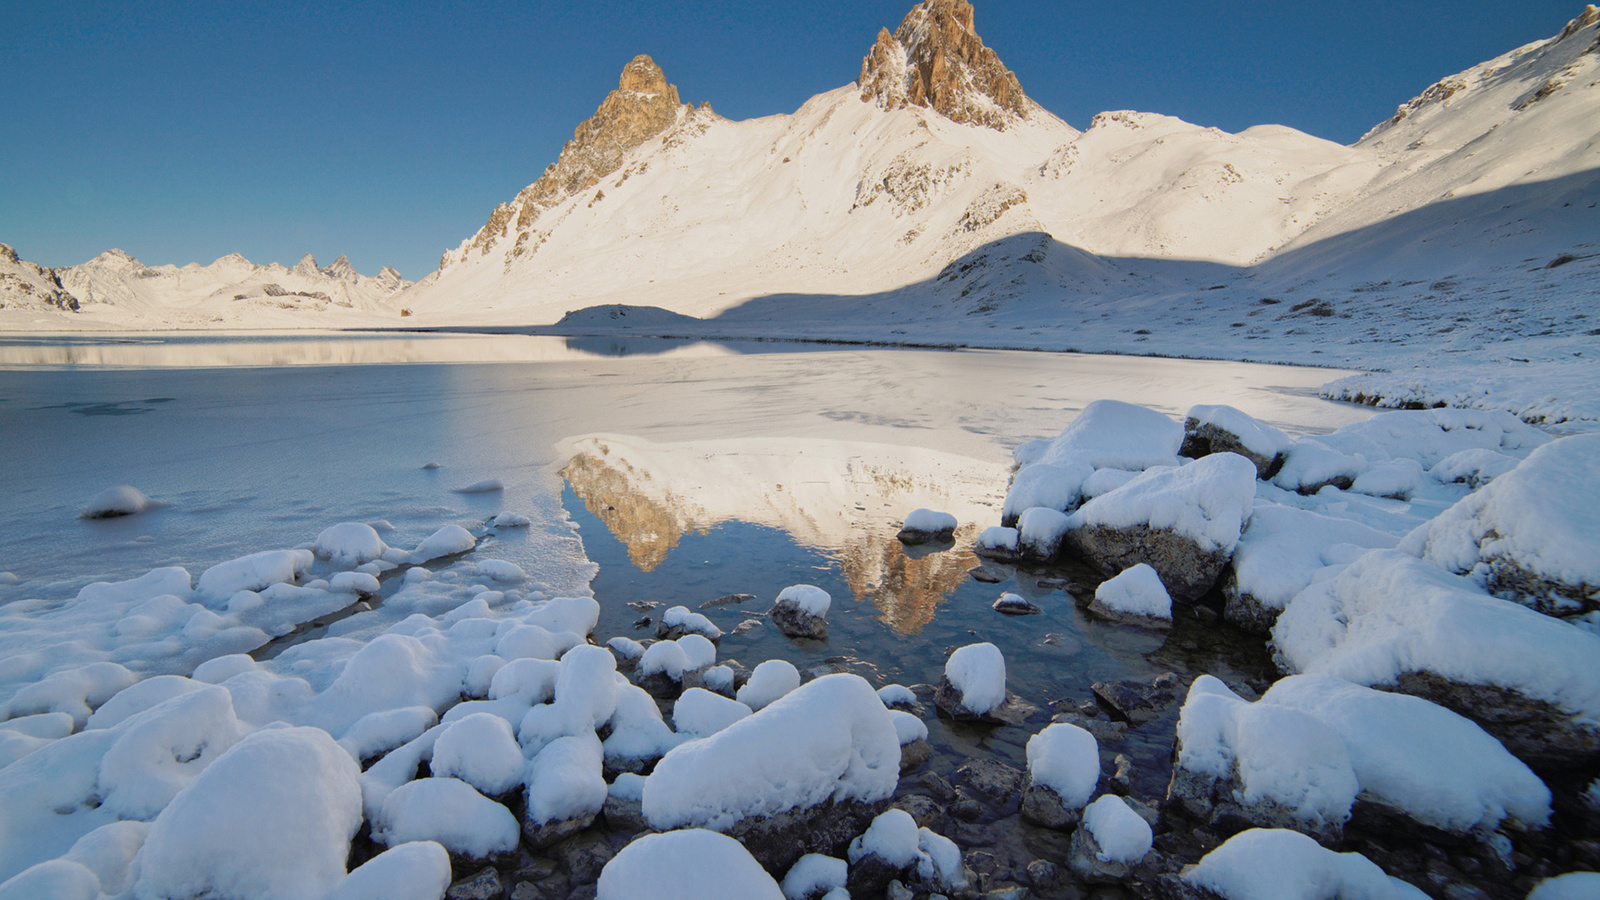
3 0 1596 366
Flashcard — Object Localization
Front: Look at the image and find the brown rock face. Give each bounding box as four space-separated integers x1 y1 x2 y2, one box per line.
859 0 1029 129
461 55 690 261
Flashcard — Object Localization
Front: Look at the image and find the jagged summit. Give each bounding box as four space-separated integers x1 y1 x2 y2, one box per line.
858 0 1029 130
448 54 699 268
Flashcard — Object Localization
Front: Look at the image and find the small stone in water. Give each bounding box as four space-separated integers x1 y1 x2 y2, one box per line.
700 592 756 609
992 593 1041 615
633 616 651 629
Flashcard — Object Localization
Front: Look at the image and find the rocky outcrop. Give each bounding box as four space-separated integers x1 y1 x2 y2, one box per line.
858 0 1030 130
0 243 80 312
458 55 696 263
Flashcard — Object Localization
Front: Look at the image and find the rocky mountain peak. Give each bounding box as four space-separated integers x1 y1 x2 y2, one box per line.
323 254 357 281
0 244 18 265
453 55 690 267
859 0 1029 130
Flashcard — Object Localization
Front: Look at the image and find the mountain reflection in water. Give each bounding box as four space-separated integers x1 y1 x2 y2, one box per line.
560 433 1005 634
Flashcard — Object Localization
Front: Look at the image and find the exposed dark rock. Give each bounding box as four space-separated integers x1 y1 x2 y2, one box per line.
600 793 647 832
1111 754 1136 795
1019 776 1082 830
957 759 1024 806
1068 822 1145 884
521 810 598 850
1066 523 1232 602
554 832 614 887
700 592 756 609
1220 568 1280 635
1181 418 1284 480
900 738 932 773
1050 710 1129 744
1091 675 1179 725
893 793 947 827
726 795 889 874
447 867 504 900
1391 670 1600 767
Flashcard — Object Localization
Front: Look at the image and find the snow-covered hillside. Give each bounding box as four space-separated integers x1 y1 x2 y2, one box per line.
386 0 1599 351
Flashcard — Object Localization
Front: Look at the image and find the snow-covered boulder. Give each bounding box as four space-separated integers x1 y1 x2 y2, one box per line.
896 508 957 544
991 592 1041 615
655 605 723 641
1016 506 1072 561
602 682 681 774
195 549 314 598
1020 722 1100 829
523 733 607 848
312 522 388 568
1064 452 1258 600
1274 550 1600 766
596 829 784 900
1527 872 1600 900
889 710 930 773
1402 433 1600 620
1181 404 1291 479
1068 794 1153 883
79 486 155 519
1179 828 1421 900
737 660 801 711
934 642 1006 722
674 688 752 740
642 674 900 872
844 809 972 897
1036 400 1184 471
330 841 452 900
974 525 1019 561
782 852 847 900
1167 676 1358 842
409 524 476 563
373 777 519 860
1001 461 1093 527
95 685 245 820
1089 563 1173 624
768 584 830 639
1262 674 1550 834
1222 505 1396 633
131 726 363 900
429 713 524 797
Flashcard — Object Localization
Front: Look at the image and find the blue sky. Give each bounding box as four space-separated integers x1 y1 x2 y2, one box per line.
0 0 1580 279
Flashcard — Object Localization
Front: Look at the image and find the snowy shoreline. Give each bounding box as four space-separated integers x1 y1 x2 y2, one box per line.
1 381 1594 899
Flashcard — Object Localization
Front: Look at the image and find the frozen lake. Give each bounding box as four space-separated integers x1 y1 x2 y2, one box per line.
0 333 1374 802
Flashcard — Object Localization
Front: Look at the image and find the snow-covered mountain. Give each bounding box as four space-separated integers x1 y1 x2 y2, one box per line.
391 0 1599 349
0 246 410 330
3 0 1595 360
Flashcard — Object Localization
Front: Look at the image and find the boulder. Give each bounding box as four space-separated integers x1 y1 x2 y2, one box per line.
768 585 830 639
1063 453 1257 601
1180 404 1290 480
898 508 958 544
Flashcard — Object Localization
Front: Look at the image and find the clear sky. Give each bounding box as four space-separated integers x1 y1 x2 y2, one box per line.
0 0 1582 280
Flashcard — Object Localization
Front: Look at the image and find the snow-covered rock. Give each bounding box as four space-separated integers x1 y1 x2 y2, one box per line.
1274 549 1600 765
597 829 784 900
131 726 363 900
409 525 476 563
523 733 607 848
1223 504 1397 633
935 642 1006 721
974 525 1019 560
330 841 452 900
79 486 155 520
1069 794 1152 882
735 660 803 712
782 852 847 900
1064 452 1258 600
656 605 723 641
642 673 900 871
1168 676 1358 842
1181 404 1291 479
673 687 752 740
768 584 830 639
1037 400 1185 471
1180 828 1418 900
312 523 388 567
429 712 524 797
896 508 957 544
1020 721 1100 828
373 777 519 860
1089 563 1173 623
1402 433 1600 619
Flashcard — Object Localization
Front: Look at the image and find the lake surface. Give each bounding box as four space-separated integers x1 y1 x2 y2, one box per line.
0 332 1373 800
